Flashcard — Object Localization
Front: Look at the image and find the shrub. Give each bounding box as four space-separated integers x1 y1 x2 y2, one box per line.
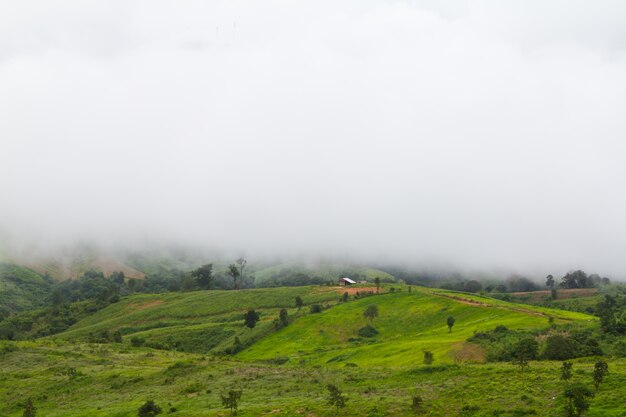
22 398 36 417
326 384 347 411
220 389 242 415
130 336 145 347
138 400 162 417
309 304 322 314
358 325 379 338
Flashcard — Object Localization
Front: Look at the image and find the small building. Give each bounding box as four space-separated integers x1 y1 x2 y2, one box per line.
338 277 356 286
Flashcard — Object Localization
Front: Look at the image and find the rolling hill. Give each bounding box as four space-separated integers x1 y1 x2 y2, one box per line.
55 285 594 366
3 285 624 417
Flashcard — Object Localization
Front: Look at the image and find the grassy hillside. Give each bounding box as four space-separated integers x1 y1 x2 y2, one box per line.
2 285 623 416
0 263 50 312
57 286 344 354
56 285 594 365
238 287 594 367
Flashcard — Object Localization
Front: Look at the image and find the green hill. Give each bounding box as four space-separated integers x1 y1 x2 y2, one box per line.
56 285 594 365
238 287 594 367
56 286 344 353
3 285 624 417
0 263 51 313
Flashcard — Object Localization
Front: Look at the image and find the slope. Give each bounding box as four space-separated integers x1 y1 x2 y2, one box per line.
238 286 595 367
0 263 51 312
56 286 343 353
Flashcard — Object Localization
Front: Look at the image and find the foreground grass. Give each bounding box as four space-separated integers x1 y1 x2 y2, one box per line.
0 341 624 417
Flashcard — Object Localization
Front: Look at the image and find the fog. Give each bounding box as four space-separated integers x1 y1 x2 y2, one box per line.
2 1 626 277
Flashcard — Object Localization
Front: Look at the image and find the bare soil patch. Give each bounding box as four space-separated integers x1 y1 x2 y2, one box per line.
332 286 379 295
131 300 165 311
510 288 598 301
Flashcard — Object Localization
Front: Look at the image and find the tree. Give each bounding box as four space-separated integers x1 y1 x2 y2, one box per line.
563 383 594 417
546 274 555 289
22 398 36 417
228 264 241 290
191 263 213 290
593 360 608 390
374 277 380 294
128 278 138 293
465 280 482 293
561 362 573 381
110 271 125 285
551 288 558 301
512 337 538 371
423 350 434 365
446 316 455 333
364 305 379 323
244 309 260 329
543 334 578 360
295 296 303 310
51 288 64 306
279 308 289 327
138 400 162 417
326 384 347 411
220 389 242 415
236 258 247 289
561 270 589 289
596 295 626 335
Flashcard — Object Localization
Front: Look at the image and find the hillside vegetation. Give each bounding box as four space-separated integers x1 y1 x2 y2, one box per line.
55 285 594 366
57 286 343 354
0 263 51 313
239 287 594 367
0 340 624 417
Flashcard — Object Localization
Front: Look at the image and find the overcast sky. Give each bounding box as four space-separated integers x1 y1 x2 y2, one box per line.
1 0 626 276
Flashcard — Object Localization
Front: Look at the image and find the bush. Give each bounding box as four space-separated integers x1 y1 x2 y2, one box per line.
358 325 379 338
309 304 322 314
131 336 146 347
138 400 162 417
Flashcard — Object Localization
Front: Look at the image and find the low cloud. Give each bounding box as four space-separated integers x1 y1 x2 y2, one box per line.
1 1 626 277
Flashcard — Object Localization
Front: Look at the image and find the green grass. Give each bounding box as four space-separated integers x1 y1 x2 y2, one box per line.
1 285 622 416
238 287 595 367
0 263 50 312
56 286 344 354
0 340 624 416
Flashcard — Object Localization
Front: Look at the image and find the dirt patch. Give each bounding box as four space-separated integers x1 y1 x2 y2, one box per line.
332 286 379 295
510 288 598 301
451 342 486 363
131 300 165 311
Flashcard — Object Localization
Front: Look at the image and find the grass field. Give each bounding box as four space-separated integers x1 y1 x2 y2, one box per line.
238 287 594 367
1 340 624 417
1 285 622 416
56 286 344 354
